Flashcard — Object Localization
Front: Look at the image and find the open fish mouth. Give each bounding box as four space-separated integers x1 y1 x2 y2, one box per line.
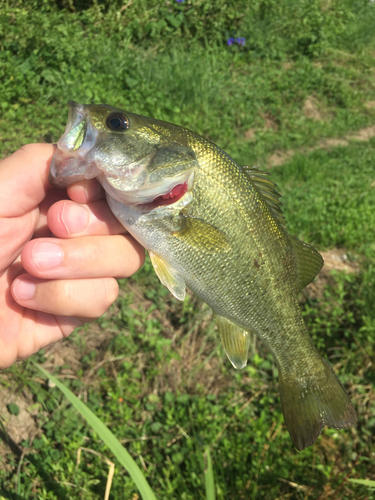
145 180 189 209
137 170 194 211
106 171 194 209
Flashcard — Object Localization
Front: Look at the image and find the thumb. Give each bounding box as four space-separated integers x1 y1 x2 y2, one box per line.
0 143 56 218
0 144 56 270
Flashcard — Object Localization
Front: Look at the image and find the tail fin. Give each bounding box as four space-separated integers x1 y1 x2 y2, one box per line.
279 358 357 451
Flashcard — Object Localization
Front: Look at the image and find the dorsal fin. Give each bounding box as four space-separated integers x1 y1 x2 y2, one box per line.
289 235 324 290
242 166 323 289
242 166 287 228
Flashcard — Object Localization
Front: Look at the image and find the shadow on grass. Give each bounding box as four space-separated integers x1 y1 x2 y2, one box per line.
0 490 26 500
0 428 70 500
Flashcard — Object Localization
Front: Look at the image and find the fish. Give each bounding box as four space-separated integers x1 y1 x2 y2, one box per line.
49 101 357 450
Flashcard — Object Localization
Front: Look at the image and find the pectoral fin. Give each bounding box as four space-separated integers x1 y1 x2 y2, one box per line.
149 251 186 301
173 217 231 253
216 315 250 369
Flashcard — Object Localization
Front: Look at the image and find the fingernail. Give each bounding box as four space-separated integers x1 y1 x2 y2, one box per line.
62 202 89 234
13 278 36 301
32 242 64 271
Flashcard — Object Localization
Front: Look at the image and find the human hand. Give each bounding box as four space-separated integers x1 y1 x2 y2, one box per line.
0 144 144 369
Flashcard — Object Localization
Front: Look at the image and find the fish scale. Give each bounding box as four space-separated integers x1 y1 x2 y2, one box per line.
49 101 357 450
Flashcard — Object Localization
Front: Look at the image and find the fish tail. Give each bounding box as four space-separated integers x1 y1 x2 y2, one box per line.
279 357 356 450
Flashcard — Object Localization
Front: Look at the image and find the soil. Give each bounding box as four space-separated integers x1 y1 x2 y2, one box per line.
267 108 375 168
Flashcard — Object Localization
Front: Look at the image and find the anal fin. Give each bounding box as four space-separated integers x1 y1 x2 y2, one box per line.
279 357 357 451
216 315 250 369
149 251 186 301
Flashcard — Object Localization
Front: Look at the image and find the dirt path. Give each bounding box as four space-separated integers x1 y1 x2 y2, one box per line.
264 98 375 167
267 124 375 167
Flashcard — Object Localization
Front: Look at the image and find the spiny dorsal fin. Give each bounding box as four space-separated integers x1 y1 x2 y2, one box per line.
242 166 287 228
289 235 324 290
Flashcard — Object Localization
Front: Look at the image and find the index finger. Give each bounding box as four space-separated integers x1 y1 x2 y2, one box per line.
67 178 106 204
0 143 56 217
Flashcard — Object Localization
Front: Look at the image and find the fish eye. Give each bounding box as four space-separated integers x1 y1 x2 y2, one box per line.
106 113 129 131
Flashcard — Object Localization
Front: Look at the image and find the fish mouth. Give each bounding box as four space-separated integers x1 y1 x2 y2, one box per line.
105 170 194 210
49 101 101 188
145 180 189 209
58 101 97 154
135 171 194 211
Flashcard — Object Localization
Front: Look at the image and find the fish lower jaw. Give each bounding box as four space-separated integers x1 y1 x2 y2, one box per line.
49 151 100 187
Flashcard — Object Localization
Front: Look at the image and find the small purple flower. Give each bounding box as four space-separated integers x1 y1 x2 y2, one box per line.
176 0 185 3
227 37 236 46
237 37 246 46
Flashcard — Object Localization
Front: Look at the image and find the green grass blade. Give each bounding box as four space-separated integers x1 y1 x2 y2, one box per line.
33 363 157 500
204 447 216 500
349 479 375 487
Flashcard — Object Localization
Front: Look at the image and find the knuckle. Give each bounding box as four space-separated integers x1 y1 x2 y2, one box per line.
122 236 145 276
60 279 75 305
104 278 119 306
86 278 118 318
18 143 45 162
138 246 146 267
14 144 55 171
19 143 38 157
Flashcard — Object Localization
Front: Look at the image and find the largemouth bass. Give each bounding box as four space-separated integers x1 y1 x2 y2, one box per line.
49 101 356 450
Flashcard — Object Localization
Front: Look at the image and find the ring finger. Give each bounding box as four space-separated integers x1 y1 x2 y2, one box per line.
11 274 119 318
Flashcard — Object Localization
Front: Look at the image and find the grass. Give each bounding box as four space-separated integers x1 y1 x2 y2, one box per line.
33 363 157 500
1 0 375 498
